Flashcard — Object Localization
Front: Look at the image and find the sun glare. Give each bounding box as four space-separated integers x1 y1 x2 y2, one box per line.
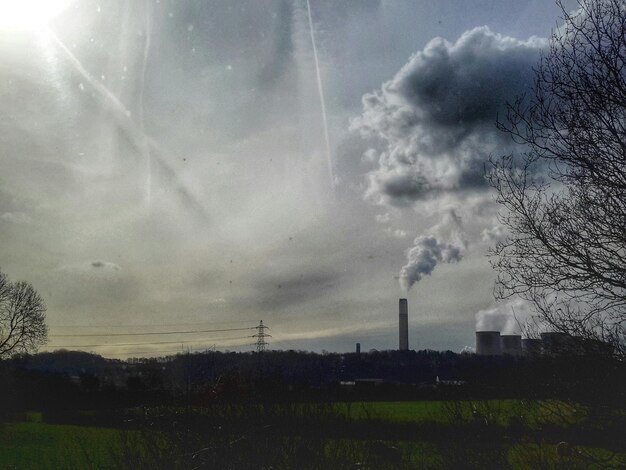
0 0 69 31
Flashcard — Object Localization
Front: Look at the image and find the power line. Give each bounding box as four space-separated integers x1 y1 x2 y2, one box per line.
50 319 253 329
51 327 256 338
65 348 195 357
45 345 241 357
48 335 255 348
104 345 242 357
82 347 187 356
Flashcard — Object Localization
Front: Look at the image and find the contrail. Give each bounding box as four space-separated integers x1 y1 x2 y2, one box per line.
305 0 335 196
139 0 153 205
47 28 134 125
45 27 210 221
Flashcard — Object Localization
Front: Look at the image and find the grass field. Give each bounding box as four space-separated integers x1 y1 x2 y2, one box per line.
1 420 621 470
0 400 623 469
0 421 118 469
332 399 585 427
184 399 584 428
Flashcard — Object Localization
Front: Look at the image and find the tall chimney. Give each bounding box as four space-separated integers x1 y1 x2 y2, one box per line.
399 298 409 351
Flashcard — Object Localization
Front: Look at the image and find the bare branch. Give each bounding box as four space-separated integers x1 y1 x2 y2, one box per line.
0 270 48 357
488 0 626 358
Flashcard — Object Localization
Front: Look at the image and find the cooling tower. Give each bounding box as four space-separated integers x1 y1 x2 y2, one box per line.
399 298 409 351
522 338 543 356
541 332 572 355
475 331 502 355
500 335 522 356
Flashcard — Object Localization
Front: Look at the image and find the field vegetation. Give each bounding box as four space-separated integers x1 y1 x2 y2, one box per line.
1 348 624 468
1 397 624 469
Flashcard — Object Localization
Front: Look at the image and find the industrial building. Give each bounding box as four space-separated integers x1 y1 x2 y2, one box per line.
521 338 542 356
379 298 610 357
500 334 522 356
475 331 502 355
476 330 610 357
540 332 573 355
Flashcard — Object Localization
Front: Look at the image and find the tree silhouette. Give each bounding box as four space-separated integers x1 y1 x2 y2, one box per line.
0 270 47 357
488 0 626 356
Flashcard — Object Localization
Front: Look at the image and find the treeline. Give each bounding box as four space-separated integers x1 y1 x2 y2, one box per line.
1 349 624 414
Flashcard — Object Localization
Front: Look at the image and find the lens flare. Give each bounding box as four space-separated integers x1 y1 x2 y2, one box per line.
0 0 70 31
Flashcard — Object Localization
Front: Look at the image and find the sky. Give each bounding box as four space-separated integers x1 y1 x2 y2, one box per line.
0 0 577 358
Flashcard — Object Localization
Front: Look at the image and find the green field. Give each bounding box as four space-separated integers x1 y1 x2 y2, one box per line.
185 399 585 429
0 400 623 469
0 421 118 469
331 399 585 427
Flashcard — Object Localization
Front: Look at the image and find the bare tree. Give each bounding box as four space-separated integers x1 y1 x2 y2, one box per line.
0 270 48 357
488 0 626 356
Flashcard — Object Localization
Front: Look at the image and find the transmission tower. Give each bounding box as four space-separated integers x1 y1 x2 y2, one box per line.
253 320 271 352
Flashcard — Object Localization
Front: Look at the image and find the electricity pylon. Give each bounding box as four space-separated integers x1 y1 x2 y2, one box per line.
253 320 271 352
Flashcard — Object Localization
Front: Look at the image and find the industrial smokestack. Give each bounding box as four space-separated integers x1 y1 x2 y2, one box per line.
356 342 361 354
399 298 409 351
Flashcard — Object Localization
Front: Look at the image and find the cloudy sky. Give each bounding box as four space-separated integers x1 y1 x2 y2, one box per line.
0 0 576 357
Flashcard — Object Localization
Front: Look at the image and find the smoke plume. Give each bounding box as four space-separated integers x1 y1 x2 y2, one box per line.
475 298 533 334
399 209 465 291
399 236 462 291
352 27 543 291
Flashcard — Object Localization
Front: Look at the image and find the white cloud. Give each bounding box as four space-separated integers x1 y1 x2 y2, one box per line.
375 212 391 224
481 225 506 242
352 26 545 207
392 229 408 239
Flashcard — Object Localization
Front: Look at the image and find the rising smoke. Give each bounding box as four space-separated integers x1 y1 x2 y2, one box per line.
399 209 465 291
475 298 533 334
399 236 462 291
353 27 544 291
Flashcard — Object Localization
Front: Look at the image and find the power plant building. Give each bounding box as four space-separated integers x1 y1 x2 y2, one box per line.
522 338 543 356
500 334 522 356
399 298 409 351
475 331 502 355
540 332 573 355
473 331 604 357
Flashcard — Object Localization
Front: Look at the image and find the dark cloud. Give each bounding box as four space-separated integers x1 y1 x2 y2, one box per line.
253 269 342 310
90 261 120 270
352 26 544 206
186 269 224 291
